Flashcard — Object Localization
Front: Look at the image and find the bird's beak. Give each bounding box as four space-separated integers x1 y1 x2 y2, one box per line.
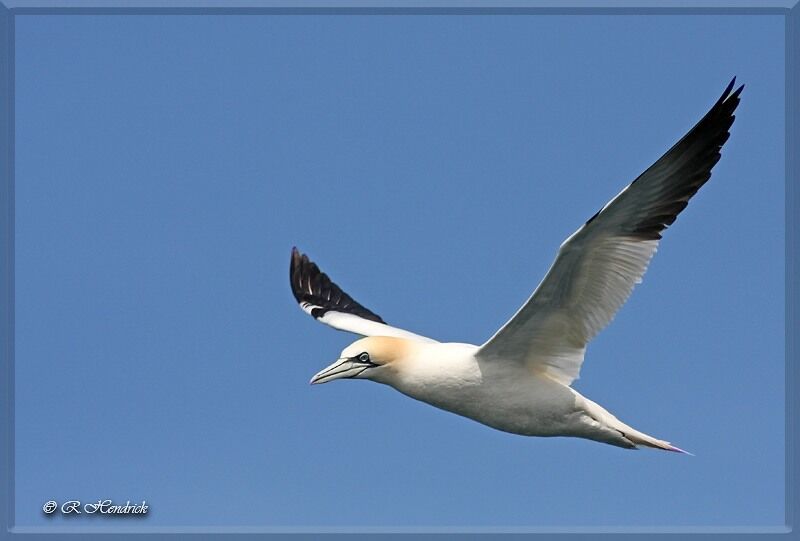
310 357 369 385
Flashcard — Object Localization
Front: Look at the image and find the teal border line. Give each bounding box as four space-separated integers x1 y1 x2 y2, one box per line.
0 2 796 539
1 0 797 8
0 2 12 540
786 1 798 538
2 6 795 14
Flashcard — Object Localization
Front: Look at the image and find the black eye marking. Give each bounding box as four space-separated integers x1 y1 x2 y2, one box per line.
359 352 370 363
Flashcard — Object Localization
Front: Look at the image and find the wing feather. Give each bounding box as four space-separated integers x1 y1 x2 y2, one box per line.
477 79 743 385
290 248 436 343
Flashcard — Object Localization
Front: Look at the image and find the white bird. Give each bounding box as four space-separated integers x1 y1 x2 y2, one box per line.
291 79 743 452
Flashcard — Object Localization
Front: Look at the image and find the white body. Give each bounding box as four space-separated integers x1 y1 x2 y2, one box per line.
369 341 660 449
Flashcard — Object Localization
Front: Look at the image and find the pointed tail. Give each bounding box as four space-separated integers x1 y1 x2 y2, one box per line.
581 395 692 454
623 430 694 455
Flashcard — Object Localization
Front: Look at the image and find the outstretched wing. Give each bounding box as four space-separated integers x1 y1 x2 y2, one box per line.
290 247 436 343
477 78 743 386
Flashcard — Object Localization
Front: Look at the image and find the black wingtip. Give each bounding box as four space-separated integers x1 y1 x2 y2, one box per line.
715 77 744 108
289 247 304 304
611 76 743 241
289 246 303 299
725 76 736 94
289 247 386 324
723 77 745 102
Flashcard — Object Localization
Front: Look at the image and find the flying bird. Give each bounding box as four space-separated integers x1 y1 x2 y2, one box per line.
290 79 743 452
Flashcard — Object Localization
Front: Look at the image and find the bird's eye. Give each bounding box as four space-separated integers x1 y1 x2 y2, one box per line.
359 352 370 363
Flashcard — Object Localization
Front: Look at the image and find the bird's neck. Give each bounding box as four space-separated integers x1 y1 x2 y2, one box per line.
379 342 483 398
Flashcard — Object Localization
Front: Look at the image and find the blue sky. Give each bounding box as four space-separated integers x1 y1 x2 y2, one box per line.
13 13 784 529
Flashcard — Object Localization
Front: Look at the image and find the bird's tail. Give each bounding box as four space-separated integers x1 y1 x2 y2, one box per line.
581 396 692 454
619 425 693 455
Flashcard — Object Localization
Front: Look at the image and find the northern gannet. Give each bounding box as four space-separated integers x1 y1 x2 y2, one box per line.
290 79 743 452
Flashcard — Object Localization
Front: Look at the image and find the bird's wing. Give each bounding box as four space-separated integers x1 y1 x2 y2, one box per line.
476 79 743 386
290 247 437 343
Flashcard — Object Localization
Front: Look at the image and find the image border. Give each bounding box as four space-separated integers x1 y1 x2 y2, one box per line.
0 1 796 538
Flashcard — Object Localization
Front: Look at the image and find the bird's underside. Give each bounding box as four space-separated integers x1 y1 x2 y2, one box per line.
289 79 743 452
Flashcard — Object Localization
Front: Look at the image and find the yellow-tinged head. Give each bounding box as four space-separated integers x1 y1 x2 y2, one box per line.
309 336 412 385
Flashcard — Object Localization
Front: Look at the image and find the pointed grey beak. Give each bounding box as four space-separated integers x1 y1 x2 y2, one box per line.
310 357 372 385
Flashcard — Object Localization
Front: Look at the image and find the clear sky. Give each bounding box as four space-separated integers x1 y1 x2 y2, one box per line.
13 13 784 530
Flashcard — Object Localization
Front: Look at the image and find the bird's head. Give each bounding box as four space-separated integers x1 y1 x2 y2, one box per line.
309 336 411 385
